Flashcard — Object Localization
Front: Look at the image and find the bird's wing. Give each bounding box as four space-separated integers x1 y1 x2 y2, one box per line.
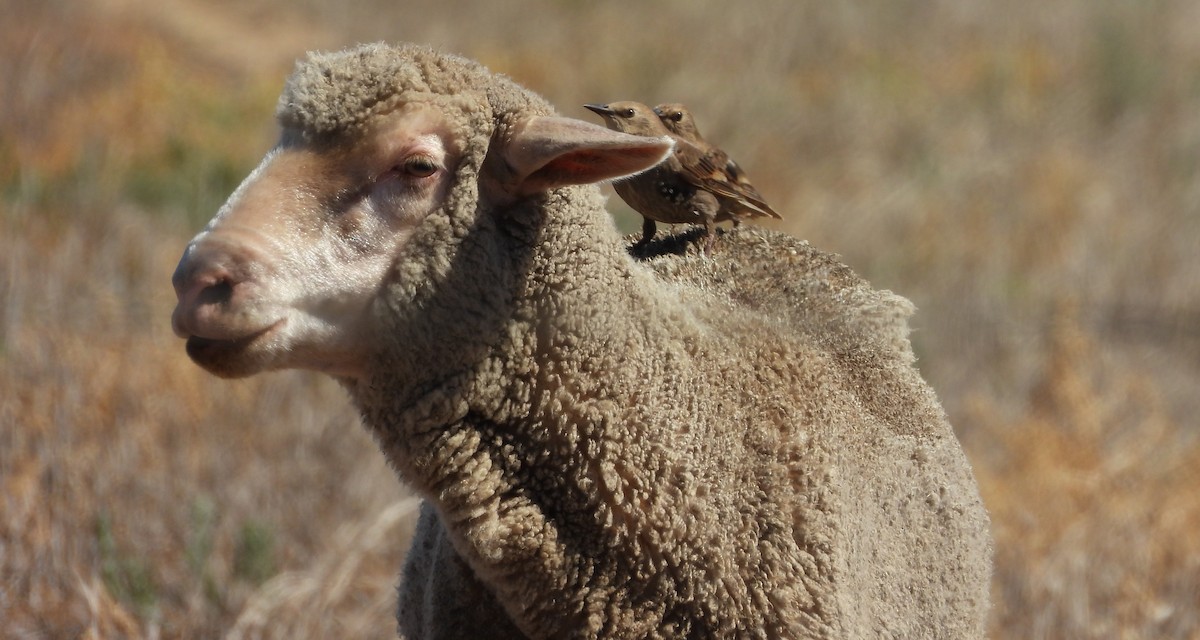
723 158 769 204
675 143 781 219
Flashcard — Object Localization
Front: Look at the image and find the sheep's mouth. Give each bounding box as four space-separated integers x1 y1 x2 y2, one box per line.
184 320 284 376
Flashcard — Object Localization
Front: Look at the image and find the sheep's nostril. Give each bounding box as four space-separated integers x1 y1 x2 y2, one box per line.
171 233 271 340
196 278 235 307
171 272 247 339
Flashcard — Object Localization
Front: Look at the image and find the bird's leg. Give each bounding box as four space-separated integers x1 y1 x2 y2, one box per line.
638 217 657 245
702 216 718 254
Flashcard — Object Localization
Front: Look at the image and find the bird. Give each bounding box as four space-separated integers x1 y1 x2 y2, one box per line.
653 103 781 224
584 101 780 249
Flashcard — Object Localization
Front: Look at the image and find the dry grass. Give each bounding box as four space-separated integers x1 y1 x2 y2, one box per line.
972 305 1200 638
2 0 1198 637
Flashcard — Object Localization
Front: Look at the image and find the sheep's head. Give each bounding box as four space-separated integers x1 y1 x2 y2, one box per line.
171 43 672 380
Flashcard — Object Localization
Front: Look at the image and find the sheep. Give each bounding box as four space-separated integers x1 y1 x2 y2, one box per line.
170 42 993 639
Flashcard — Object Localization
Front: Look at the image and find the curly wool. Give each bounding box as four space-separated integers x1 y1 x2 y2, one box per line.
367 224 993 640
277 42 553 142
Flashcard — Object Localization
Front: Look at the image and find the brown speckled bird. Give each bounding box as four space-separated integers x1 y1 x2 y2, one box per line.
654 103 781 224
657 102 777 219
584 101 779 248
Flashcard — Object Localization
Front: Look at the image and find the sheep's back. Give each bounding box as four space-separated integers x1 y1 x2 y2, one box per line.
634 227 993 637
637 227 914 357
636 227 933 438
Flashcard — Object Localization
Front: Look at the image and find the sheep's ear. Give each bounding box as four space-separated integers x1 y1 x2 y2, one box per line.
497 116 673 195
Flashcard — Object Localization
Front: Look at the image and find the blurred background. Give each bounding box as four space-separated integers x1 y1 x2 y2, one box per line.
2 0 1198 637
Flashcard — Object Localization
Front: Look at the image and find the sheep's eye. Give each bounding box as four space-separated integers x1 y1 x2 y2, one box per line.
402 155 438 178
623 108 636 118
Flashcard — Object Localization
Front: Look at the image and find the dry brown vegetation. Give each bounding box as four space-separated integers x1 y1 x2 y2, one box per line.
2 0 1198 637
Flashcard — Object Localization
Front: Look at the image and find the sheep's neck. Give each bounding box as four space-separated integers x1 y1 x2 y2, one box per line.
365 193 736 634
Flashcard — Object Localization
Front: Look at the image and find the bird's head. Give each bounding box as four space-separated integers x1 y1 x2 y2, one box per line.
653 103 703 141
584 101 664 137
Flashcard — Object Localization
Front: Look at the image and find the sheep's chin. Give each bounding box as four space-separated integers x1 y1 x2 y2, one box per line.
185 320 284 378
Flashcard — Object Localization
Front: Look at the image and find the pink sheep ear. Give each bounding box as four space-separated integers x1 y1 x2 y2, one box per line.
497 116 673 195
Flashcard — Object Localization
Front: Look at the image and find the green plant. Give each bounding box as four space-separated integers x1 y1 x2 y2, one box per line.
234 519 277 585
96 511 159 616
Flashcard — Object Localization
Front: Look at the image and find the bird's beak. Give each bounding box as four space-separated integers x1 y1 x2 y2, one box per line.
583 103 614 116
652 107 665 117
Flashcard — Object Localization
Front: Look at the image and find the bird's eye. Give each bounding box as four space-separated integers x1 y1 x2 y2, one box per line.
402 155 438 178
623 108 636 118
671 112 683 122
